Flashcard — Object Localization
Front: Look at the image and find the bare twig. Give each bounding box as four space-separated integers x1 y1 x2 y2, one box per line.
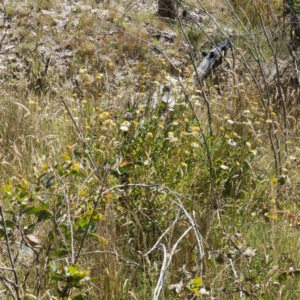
60 97 104 183
0 205 20 300
144 213 180 257
153 226 192 300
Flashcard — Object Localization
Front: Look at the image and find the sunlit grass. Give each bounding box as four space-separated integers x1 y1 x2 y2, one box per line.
0 0 300 299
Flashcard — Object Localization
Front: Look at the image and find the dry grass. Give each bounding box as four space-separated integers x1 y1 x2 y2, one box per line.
0 0 300 299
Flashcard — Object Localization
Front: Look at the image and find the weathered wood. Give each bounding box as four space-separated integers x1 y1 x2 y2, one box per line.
196 38 233 79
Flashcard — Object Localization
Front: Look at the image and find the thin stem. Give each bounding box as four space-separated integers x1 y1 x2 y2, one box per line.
0 205 20 300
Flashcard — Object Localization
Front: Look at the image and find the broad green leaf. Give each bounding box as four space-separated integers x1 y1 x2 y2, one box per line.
39 200 50 210
76 223 95 234
51 249 69 258
0 229 5 237
24 224 36 234
19 192 28 199
37 210 52 221
68 265 78 276
5 220 15 228
77 217 89 229
22 206 52 221
51 274 64 281
74 149 82 158
23 206 45 215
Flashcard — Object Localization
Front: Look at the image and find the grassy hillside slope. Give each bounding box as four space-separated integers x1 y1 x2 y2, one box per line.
1 0 300 299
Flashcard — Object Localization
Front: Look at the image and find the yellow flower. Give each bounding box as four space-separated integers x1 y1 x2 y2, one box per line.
73 164 80 171
72 93 77 98
181 162 187 167
180 131 187 137
120 121 131 132
81 99 87 104
191 142 200 148
271 177 278 183
220 127 225 131
147 132 153 137
103 119 111 126
191 126 200 132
